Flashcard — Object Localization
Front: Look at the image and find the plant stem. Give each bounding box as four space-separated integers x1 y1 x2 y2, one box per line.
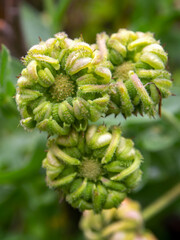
142 183 180 221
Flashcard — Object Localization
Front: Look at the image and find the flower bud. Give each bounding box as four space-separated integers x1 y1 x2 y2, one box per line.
97 29 172 117
43 125 143 212
80 198 157 240
16 33 112 135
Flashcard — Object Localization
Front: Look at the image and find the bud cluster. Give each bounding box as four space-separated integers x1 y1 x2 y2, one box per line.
96 29 172 117
15 29 172 213
16 33 112 135
80 198 157 240
43 125 142 212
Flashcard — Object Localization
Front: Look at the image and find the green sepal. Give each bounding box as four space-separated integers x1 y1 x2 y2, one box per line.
48 172 77 188
111 150 142 181
104 191 126 209
37 118 70 135
58 101 75 124
100 177 127 192
37 68 55 87
20 117 36 130
102 126 121 164
66 178 87 203
51 144 81 165
33 101 52 122
92 184 107 213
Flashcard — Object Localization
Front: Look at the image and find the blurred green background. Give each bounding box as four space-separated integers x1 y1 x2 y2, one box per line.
0 0 180 239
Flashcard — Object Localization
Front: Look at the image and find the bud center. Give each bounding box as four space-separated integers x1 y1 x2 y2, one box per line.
114 62 134 81
79 158 102 181
50 73 76 102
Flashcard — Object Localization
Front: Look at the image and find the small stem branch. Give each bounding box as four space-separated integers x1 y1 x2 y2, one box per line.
142 183 180 221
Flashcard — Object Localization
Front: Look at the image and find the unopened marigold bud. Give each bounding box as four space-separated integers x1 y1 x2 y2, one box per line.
16 33 112 135
97 29 172 117
80 198 157 240
43 124 142 213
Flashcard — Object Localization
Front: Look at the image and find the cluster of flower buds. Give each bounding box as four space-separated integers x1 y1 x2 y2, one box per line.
96 29 172 117
16 29 172 213
43 125 142 212
80 198 157 240
16 32 112 135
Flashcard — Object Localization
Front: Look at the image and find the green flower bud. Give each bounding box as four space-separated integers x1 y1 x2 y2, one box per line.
80 198 157 240
16 33 112 135
97 29 172 117
43 125 143 212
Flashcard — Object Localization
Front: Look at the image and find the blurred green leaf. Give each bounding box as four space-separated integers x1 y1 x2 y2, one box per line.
44 0 71 32
140 127 178 151
0 132 46 184
0 45 10 88
20 3 52 48
0 46 22 117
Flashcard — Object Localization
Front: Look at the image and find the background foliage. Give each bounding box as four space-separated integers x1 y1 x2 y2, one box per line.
0 0 180 239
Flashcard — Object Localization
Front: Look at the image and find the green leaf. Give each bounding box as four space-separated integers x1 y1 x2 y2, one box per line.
0 45 11 88
140 127 178 152
0 134 46 184
20 3 52 48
